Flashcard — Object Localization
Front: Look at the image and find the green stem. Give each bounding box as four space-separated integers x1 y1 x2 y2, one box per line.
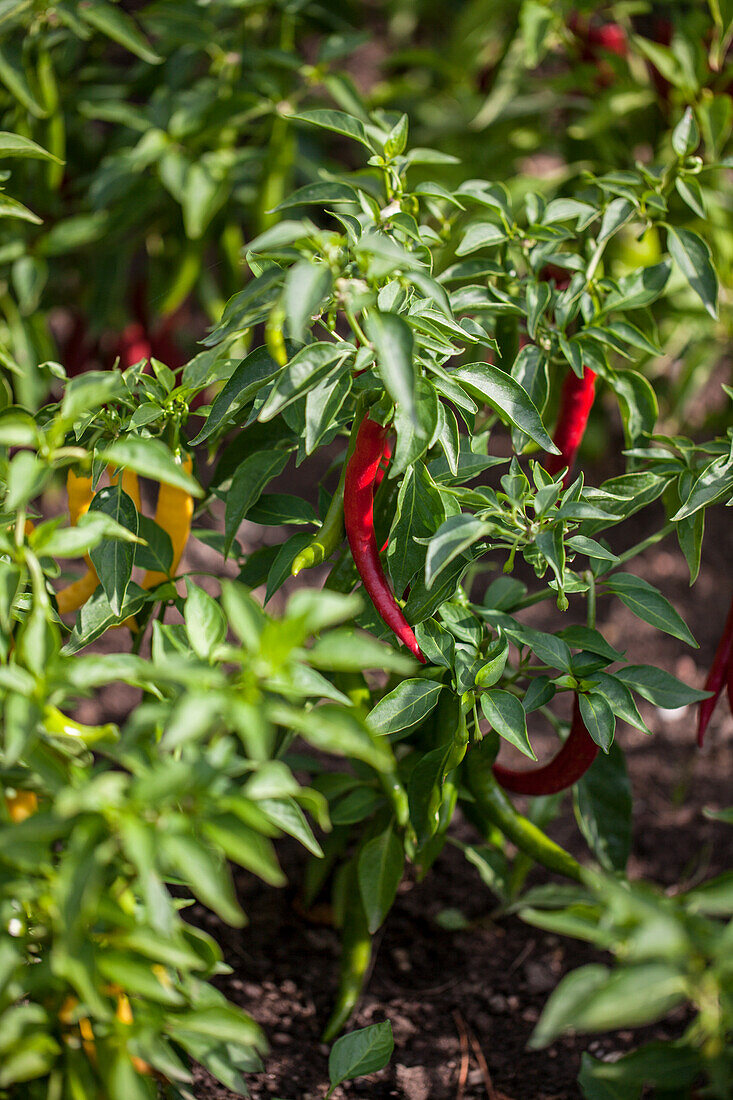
615 521 674 565
345 308 369 348
464 739 583 883
291 398 367 577
586 571 596 630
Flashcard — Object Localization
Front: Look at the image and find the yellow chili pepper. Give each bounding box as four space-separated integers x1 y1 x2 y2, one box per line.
142 453 194 588
56 569 99 615
56 468 97 614
5 789 38 822
108 467 142 513
114 991 153 1075
57 467 140 615
66 468 94 526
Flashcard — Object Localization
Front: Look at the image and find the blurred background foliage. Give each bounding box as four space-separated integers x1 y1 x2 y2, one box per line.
0 0 729 434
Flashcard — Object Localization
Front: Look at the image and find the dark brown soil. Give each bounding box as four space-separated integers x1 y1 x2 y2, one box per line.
181 485 732 1100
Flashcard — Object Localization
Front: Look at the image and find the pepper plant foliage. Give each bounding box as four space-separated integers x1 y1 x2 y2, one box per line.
0 5 732 1100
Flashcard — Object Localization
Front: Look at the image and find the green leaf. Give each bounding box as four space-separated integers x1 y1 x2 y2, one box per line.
0 193 41 225
168 1005 261 1048
258 342 350 422
305 371 352 454
66 583 148 653
259 798 323 858
480 689 535 759
610 370 658 446
283 261 332 344
182 160 228 240
600 261 671 314
542 198 596 225
134 515 173 574
0 132 60 162
407 745 451 845
614 665 710 709
425 514 487 589
184 583 227 660
531 962 685 1046
683 870 733 916
671 106 699 156
203 815 285 886
308 629 416 675
191 348 281 444
358 826 404 933
291 109 373 150
101 438 202 495
272 181 360 212
671 452 733 520
604 320 661 357
575 744 632 872
273 703 393 771
675 176 705 219
388 463 445 593
597 198 634 244
247 493 318 527
61 370 125 423
456 221 509 255
451 363 558 452
578 692 616 752
0 41 47 117
603 573 697 647
264 532 312 603
578 1044 702 1100
584 672 648 733
161 833 245 927
224 450 289 556
89 486 139 616
246 220 317 255
667 227 718 318
366 679 443 736
327 1021 394 1095
78 2 162 64
366 311 417 427
566 536 619 564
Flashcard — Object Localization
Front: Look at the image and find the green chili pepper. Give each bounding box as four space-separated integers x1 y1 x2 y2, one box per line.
322 861 372 1042
464 735 583 883
292 402 367 578
292 465 347 576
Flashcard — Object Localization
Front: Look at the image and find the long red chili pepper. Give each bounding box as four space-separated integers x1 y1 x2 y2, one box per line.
697 594 733 747
544 367 597 485
344 416 425 662
374 439 392 490
492 697 597 795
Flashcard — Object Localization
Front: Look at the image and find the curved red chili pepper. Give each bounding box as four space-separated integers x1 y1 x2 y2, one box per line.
544 367 597 485
727 650 733 720
697 594 733 747
375 438 392 553
344 416 425 663
492 697 598 795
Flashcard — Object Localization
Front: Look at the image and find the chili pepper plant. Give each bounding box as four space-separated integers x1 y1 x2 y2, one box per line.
0 3 732 1099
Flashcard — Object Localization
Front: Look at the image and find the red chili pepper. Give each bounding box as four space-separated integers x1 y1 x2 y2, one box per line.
544 367 597 485
344 416 425 662
118 323 152 369
492 697 597 795
374 438 392 490
697 594 733 747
